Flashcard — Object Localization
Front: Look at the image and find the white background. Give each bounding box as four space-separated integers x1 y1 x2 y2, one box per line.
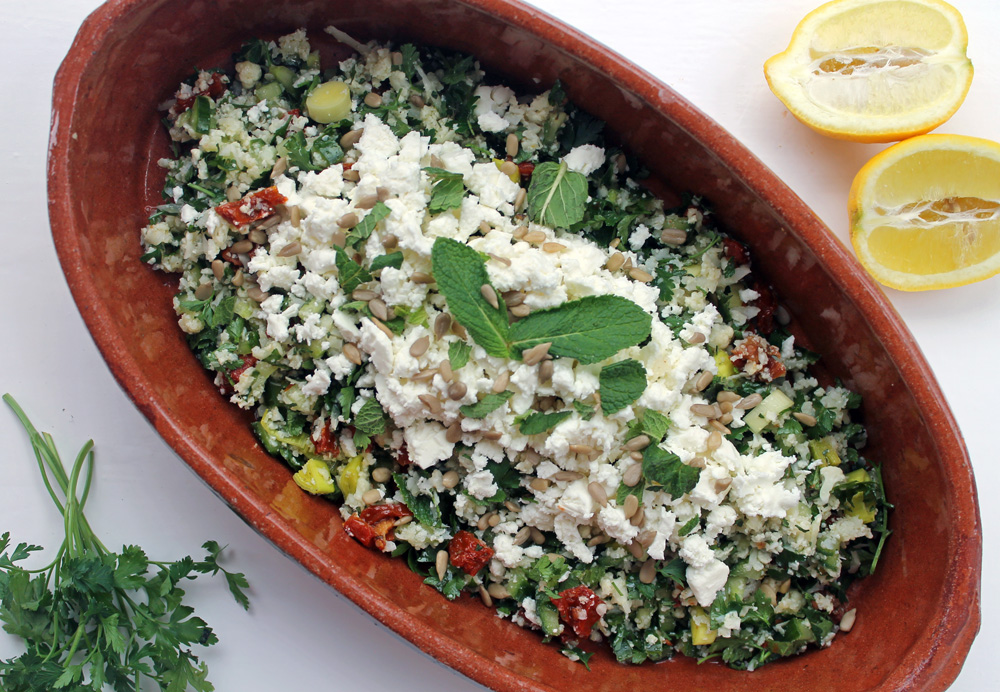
1 1 996 690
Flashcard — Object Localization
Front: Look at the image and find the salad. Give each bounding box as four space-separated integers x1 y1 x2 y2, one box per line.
140 28 890 670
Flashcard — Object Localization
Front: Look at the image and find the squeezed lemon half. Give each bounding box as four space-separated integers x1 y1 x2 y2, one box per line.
849 134 1000 290
764 0 973 142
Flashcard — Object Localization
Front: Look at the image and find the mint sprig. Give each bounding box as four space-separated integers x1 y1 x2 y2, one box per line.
347 201 390 245
424 167 466 214
432 238 511 358
335 246 372 293
459 391 514 419
526 161 587 228
642 444 700 499
519 410 572 435
599 359 647 415
508 296 652 364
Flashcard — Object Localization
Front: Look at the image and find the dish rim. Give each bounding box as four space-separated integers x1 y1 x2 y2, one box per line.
47 0 981 690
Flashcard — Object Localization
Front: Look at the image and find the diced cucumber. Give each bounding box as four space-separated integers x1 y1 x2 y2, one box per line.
254 81 283 103
744 389 795 434
293 459 337 495
338 455 365 497
234 297 256 319
690 606 717 645
269 65 298 93
537 598 563 637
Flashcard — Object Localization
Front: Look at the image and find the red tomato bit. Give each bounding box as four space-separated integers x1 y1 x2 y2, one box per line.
448 530 494 575
730 333 786 382
552 585 604 638
312 423 340 456
175 73 227 112
344 503 413 551
215 186 288 227
722 238 751 266
517 162 535 180
221 355 257 393
750 281 777 335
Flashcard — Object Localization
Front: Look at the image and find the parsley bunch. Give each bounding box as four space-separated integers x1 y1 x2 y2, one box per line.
1 395 250 691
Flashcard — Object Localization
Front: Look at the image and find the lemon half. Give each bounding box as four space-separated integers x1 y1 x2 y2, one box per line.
849 134 1000 290
765 0 973 143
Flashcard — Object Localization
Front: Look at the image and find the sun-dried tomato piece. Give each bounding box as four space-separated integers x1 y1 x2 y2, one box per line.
344 503 412 551
517 162 535 179
395 445 412 468
175 73 227 112
722 238 751 266
750 281 777 335
359 503 412 525
448 530 494 575
221 355 257 393
215 186 288 227
313 423 339 456
552 585 604 638
730 333 786 382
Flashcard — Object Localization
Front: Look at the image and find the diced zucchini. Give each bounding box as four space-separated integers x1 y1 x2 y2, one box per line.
254 81 283 104
842 469 877 522
744 389 795 434
234 297 256 319
537 598 563 637
269 65 298 93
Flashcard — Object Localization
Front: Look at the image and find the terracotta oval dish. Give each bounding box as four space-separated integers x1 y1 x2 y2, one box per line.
48 0 980 689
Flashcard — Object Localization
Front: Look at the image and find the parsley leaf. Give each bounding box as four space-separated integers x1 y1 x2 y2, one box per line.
424 167 466 214
431 237 511 358
519 411 572 435
459 391 514 419
526 161 588 228
642 444 700 499
599 359 647 415
448 341 473 369
508 295 652 364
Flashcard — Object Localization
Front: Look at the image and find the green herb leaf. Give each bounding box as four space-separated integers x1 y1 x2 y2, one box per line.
616 477 645 505
354 397 387 437
639 410 671 442
393 473 442 527
448 341 473 369
431 237 510 358
642 444 700 499
459 391 514 419
347 201 391 245
599 360 647 415
526 161 588 228
370 251 404 272
508 295 651 364
335 246 372 293
572 400 596 420
678 516 700 536
519 410 572 435
424 167 466 214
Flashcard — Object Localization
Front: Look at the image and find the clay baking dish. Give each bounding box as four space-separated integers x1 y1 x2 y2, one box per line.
48 0 980 689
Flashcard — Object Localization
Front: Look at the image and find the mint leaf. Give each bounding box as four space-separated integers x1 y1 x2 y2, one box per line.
526 161 587 228
369 251 403 272
393 473 442 527
459 391 513 419
573 400 596 420
508 295 651 364
448 341 473 369
640 410 671 442
424 167 466 214
642 445 699 499
431 238 510 358
354 398 387 436
599 360 647 415
616 477 645 505
519 410 572 435
347 201 390 245
335 246 372 293
678 516 700 536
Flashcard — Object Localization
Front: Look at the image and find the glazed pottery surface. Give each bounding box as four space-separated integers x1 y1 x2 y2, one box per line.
48 1 980 690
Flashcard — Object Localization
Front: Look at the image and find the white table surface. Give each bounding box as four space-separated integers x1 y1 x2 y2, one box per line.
2 1 996 689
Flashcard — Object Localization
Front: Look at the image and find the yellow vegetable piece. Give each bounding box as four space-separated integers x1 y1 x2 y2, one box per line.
809 438 842 466
337 455 364 496
842 468 877 522
764 0 972 142
849 133 1000 290
690 606 717 646
306 80 352 124
714 350 737 378
293 459 337 495
493 158 520 183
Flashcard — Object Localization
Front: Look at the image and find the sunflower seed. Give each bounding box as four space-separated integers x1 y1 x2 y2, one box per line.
409 335 430 358
435 550 449 580
623 464 643 487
